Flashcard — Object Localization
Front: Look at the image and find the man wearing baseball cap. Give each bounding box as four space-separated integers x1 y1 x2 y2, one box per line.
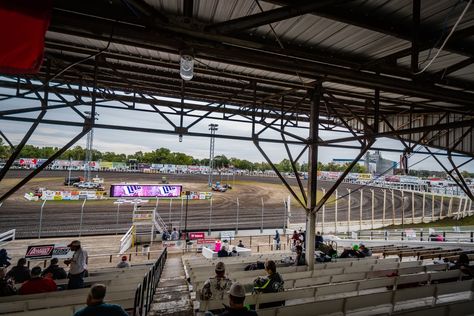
201 261 232 301
64 240 88 289
218 282 257 316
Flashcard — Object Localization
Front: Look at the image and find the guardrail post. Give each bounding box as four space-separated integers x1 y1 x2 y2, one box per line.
443 231 446 240
471 232 473 243
420 231 423 241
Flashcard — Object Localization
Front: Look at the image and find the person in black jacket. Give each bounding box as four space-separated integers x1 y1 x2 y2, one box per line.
0 267 16 296
6 258 30 284
253 260 284 308
42 258 67 280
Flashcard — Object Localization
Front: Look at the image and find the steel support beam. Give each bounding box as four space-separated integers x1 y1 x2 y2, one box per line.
306 84 322 269
0 130 13 148
411 0 420 74
0 111 46 182
313 139 374 215
206 0 337 34
0 127 91 203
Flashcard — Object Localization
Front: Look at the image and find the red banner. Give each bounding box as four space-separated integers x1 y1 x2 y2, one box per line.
25 244 54 259
189 232 205 240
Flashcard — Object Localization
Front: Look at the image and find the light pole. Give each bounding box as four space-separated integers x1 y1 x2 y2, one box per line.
208 124 218 186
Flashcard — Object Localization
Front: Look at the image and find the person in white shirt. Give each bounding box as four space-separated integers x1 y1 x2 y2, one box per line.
64 240 88 289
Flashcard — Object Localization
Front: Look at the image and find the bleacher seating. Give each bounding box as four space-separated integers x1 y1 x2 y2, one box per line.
189 245 474 315
0 259 158 315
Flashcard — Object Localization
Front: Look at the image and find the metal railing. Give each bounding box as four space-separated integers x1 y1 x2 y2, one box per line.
0 229 15 244
133 247 168 316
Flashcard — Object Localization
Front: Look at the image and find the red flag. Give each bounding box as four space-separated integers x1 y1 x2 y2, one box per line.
0 0 52 74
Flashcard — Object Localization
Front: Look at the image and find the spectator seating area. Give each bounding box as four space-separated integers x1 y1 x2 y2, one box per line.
187 245 474 315
0 261 155 316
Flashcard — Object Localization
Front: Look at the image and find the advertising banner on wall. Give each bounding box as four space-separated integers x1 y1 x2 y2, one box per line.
25 244 73 259
110 184 182 198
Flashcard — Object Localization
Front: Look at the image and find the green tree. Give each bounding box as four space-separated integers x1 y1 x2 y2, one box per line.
0 138 10 159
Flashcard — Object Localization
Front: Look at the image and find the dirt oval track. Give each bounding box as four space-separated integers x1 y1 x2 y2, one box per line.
0 170 456 238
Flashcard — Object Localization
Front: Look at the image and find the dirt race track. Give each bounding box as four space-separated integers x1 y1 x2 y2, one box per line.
0 170 457 238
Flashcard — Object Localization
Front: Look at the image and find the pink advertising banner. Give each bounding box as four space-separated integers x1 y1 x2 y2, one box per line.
110 184 182 198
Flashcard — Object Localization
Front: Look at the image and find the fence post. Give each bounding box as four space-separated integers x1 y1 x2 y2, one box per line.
371 189 374 230
456 197 463 219
432 193 435 221
463 197 469 218
391 189 395 225
79 198 87 237
322 189 326 234
180 197 184 229
422 192 425 223
382 189 386 227
471 232 473 243
447 197 453 217
168 199 172 226
260 197 264 233
334 189 338 233
38 200 46 239
347 189 351 233
208 198 212 236
420 231 423 241
360 189 363 231
236 197 239 234
469 199 473 216
440 196 444 219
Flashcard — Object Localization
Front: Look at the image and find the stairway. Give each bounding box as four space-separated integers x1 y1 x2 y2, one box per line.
148 255 193 316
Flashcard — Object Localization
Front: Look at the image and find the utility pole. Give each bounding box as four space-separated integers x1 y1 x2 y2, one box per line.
208 124 218 186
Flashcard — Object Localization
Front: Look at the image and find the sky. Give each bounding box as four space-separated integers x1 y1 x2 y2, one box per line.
1 90 473 173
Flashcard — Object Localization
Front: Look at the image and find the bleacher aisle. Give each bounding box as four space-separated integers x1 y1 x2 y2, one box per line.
148 254 193 315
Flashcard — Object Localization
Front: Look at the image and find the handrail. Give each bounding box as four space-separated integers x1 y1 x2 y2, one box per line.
133 247 167 316
0 229 15 243
119 225 136 254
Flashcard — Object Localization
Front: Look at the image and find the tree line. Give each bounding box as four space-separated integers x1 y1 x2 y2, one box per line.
0 139 392 174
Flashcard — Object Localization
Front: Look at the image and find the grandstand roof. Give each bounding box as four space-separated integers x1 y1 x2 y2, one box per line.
1 0 473 156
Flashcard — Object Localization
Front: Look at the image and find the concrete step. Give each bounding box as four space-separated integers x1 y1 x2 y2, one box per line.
148 256 193 316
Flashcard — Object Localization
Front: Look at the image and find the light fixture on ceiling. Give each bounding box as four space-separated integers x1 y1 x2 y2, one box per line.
180 50 194 81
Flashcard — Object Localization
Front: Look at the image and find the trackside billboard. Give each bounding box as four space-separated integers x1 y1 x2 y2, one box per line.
110 184 182 198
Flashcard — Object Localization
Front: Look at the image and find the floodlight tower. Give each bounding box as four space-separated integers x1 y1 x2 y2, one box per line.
84 111 99 182
208 124 218 186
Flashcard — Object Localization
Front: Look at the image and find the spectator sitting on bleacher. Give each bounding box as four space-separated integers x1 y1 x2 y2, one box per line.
19 266 57 295
454 253 473 278
253 260 284 308
116 256 130 268
315 231 324 248
340 244 365 259
0 249 11 268
201 261 232 301
6 258 30 284
294 245 306 266
218 246 229 258
64 240 88 289
229 247 238 257
42 258 67 280
74 283 128 316
218 282 257 316
237 240 245 248
359 244 372 257
0 267 16 296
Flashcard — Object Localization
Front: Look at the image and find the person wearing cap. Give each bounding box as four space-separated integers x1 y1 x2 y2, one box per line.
64 240 88 289
116 256 130 268
19 266 57 295
42 258 67 280
201 261 232 301
218 282 257 316
74 283 128 316
359 244 372 257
